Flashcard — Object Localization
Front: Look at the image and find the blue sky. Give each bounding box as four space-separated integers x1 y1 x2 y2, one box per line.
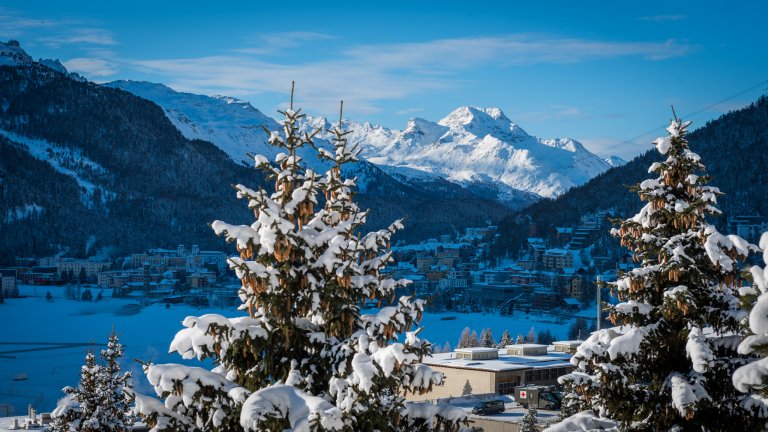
1 1 766 160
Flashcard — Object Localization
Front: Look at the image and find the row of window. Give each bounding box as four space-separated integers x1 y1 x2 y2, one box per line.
524 367 567 382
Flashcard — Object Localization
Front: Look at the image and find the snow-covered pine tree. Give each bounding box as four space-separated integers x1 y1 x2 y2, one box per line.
98 333 132 431
442 341 451 353
520 405 538 432
733 232 768 419
128 88 466 432
457 327 472 348
50 334 132 432
468 330 479 348
516 334 524 344
50 352 100 432
497 329 512 348
559 118 761 430
480 329 495 348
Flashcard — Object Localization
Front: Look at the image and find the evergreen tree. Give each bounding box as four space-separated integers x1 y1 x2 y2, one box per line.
520 405 538 432
97 333 132 431
480 328 495 348
497 329 512 348
468 330 479 348
457 327 472 348
50 351 100 432
50 334 132 432
567 318 589 340
128 89 466 431
559 118 761 430
516 334 525 344
733 232 768 420
536 329 554 345
441 341 451 353
556 397 577 423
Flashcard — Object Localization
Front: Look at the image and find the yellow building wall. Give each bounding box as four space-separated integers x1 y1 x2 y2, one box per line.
407 366 496 401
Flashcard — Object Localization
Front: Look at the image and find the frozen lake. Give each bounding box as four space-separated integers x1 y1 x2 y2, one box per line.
0 287 579 414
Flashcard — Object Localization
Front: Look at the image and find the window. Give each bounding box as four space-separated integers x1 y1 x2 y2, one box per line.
496 382 517 395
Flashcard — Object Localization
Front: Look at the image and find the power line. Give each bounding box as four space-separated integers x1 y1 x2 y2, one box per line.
601 79 768 154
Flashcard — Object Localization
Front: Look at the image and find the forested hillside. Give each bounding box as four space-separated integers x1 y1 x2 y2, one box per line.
492 96 768 256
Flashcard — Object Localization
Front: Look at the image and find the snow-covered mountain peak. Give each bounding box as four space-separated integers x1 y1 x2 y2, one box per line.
211 94 263 111
540 137 587 153
341 106 612 198
604 155 627 167
38 58 68 74
401 117 449 145
108 79 612 202
298 115 332 135
0 40 33 67
1 40 84 80
438 105 529 142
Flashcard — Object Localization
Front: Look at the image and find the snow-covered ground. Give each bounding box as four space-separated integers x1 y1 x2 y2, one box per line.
0 287 578 415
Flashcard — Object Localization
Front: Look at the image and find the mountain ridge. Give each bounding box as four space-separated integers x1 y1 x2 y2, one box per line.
105 79 618 205
0 41 515 261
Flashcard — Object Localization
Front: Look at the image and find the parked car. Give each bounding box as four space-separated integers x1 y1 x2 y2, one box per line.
471 399 505 415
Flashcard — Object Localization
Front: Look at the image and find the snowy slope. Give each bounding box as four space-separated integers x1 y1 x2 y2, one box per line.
0 128 114 207
0 40 33 67
106 81 409 196
323 106 613 198
604 155 627 167
106 80 280 165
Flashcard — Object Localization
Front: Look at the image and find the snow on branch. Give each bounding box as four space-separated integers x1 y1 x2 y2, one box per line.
128 389 195 431
239 384 343 432
733 358 768 394
667 373 709 419
702 226 756 272
169 314 268 362
144 363 248 429
542 410 619 432
606 324 656 361
685 327 714 373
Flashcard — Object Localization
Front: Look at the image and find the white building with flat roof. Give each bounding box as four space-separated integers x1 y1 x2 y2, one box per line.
409 347 575 401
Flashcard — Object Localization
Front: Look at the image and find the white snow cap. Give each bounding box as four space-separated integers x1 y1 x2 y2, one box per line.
240 385 343 432
543 410 619 432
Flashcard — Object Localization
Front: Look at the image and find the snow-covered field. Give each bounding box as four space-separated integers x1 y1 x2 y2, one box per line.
0 287 578 415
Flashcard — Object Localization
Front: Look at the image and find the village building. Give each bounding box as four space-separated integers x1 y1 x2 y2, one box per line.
408 345 575 401
0 269 17 293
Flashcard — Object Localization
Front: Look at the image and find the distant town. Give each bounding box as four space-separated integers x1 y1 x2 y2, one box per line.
3 212 765 320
